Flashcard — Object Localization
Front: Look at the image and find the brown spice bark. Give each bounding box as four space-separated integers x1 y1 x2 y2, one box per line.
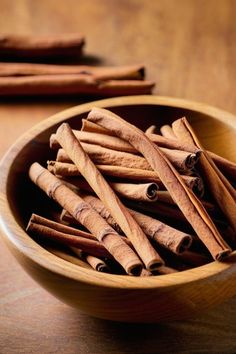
87 107 231 260
172 117 236 233
55 123 164 270
29 163 143 275
0 63 145 80
0 75 154 96
0 33 85 59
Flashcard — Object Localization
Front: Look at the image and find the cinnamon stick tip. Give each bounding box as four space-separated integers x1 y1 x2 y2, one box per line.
147 183 159 200
177 235 193 253
215 249 232 261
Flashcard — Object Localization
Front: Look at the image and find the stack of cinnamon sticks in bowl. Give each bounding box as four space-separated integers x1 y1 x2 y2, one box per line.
0 33 155 96
26 105 236 277
1 96 236 322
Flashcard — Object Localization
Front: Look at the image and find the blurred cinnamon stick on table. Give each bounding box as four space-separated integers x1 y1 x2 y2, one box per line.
0 74 154 96
0 33 85 60
0 62 145 80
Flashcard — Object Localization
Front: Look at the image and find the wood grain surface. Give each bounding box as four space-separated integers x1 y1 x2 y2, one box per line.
0 0 236 353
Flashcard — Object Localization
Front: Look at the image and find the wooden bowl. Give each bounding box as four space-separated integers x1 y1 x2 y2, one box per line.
1 95 236 323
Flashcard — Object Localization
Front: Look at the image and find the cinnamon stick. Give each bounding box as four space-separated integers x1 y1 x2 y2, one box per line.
172 117 236 233
50 130 137 153
145 125 157 134
62 193 192 255
29 163 143 275
0 33 85 59
156 190 216 213
0 62 145 80
56 141 200 172
65 177 159 202
82 119 114 135
46 246 92 270
70 247 110 272
27 218 111 259
81 119 201 154
0 75 155 96
56 144 152 170
47 161 204 195
160 124 177 139
209 151 236 182
29 213 97 240
87 107 231 260
55 123 164 270
159 122 236 180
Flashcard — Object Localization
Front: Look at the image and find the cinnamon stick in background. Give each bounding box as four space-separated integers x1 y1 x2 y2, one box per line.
29 163 143 275
0 75 155 96
0 33 85 59
0 62 145 80
172 117 236 233
87 107 231 260
55 123 164 270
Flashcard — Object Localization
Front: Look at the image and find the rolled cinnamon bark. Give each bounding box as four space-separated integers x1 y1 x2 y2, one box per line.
56 142 199 172
63 193 192 255
51 128 201 170
82 119 114 135
60 206 123 234
29 213 97 240
0 33 85 59
81 119 201 154
66 177 159 202
70 247 110 272
209 151 236 182
56 144 152 170
0 63 145 80
172 117 236 233
47 161 204 195
29 163 143 275
50 130 137 153
47 247 92 269
87 108 231 260
156 190 216 213
160 125 177 139
146 132 200 154
55 123 164 270
0 75 155 96
27 219 111 259
145 125 157 134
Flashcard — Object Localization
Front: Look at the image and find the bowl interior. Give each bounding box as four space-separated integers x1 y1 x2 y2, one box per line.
4 98 236 272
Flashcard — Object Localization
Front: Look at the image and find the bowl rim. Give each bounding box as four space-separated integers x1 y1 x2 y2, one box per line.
1 94 236 289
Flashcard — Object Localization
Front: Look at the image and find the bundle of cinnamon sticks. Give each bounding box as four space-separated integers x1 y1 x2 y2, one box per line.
0 34 154 96
26 108 236 276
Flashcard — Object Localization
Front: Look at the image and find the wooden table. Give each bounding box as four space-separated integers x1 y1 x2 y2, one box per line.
1 1 236 352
